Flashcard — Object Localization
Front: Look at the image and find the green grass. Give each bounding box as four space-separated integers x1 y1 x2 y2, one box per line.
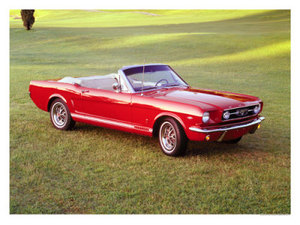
10 10 290 214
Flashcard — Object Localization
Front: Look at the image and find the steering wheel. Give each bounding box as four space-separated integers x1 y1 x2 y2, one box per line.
155 79 169 87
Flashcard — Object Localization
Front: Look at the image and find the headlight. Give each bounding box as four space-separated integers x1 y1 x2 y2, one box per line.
254 104 261 114
202 112 210 123
223 111 230 120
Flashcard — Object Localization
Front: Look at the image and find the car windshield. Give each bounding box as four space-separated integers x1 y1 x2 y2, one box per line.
123 65 188 92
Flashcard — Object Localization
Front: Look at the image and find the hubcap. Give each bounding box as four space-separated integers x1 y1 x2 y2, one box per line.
160 122 177 152
51 102 67 128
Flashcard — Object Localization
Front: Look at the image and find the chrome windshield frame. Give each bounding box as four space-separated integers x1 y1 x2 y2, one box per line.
118 69 135 93
120 64 189 94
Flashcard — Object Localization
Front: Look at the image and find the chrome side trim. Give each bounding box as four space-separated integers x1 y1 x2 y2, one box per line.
189 117 265 133
71 113 153 133
71 113 134 129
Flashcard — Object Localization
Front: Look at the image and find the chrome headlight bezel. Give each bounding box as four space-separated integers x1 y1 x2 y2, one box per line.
202 112 210 123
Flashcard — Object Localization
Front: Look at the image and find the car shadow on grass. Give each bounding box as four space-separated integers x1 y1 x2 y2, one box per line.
186 141 242 157
73 123 255 158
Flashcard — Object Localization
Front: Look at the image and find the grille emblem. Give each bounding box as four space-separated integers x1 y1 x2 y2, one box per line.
238 108 248 116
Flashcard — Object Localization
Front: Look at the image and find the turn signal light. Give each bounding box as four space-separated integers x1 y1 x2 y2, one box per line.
258 124 261 129
205 135 210 141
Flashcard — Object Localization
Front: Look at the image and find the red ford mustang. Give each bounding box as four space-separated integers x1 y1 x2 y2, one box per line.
29 64 264 156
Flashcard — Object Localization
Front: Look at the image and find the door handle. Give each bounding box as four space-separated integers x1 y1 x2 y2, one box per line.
81 90 89 93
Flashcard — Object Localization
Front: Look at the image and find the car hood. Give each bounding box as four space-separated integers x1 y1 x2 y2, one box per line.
148 87 260 111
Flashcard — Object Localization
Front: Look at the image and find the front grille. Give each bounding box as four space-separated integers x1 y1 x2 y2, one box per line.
222 105 259 120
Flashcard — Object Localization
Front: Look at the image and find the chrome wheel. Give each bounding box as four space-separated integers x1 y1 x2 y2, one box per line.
159 121 177 152
51 102 68 128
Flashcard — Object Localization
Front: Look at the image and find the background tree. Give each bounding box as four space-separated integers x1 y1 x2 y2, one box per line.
20 10 35 30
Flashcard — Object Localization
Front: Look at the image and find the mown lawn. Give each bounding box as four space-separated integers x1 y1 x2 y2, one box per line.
9 10 290 214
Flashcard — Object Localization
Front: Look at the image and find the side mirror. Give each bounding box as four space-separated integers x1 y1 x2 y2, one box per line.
112 83 121 92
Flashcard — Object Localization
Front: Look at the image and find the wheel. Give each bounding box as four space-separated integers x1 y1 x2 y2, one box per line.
158 118 187 156
50 99 75 130
223 137 242 144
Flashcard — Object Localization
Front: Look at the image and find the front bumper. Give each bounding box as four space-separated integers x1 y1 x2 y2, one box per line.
188 116 265 142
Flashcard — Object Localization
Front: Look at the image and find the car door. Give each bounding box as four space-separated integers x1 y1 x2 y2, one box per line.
131 93 159 130
78 87 132 124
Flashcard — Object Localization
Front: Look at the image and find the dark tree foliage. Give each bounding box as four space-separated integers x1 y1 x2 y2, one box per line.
21 10 35 30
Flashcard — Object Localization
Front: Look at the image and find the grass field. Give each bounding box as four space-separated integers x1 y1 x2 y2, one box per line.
9 10 290 214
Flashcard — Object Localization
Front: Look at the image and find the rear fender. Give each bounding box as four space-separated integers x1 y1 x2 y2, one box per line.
47 94 68 111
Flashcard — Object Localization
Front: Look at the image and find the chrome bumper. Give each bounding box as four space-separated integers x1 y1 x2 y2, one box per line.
189 116 265 133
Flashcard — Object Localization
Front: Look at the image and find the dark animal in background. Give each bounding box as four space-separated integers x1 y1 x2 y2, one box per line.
21 10 35 30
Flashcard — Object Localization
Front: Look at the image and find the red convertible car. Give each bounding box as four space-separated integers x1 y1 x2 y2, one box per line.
29 64 264 156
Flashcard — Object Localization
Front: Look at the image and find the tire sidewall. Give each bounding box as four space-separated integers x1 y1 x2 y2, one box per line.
50 99 72 130
159 118 187 156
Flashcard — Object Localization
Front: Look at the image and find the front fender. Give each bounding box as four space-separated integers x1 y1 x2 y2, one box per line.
153 112 187 130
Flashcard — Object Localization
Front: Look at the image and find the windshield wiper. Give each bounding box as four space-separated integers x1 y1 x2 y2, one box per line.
166 83 181 87
140 86 157 91
137 84 182 92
